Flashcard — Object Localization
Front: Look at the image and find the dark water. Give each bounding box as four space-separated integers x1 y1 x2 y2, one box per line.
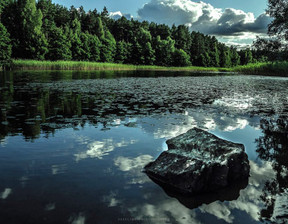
0 70 287 224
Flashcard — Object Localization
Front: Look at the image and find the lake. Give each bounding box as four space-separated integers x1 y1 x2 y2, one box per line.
0 70 287 224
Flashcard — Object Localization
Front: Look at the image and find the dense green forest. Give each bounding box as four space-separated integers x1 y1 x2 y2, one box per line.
0 0 287 70
0 0 255 69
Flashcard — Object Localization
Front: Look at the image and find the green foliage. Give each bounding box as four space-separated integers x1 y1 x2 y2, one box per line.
95 17 105 39
70 32 83 61
0 22 12 68
230 47 240 67
239 48 253 65
88 34 101 62
142 42 155 65
20 0 48 59
154 36 175 66
267 0 288 40
115 41 129 63
0 0 9 15
100 30 116 63
172 25 192 53
1 0 251 69
173 49 191 67
46 24 71 61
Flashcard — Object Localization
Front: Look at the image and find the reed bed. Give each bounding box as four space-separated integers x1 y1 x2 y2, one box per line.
11 60 288 76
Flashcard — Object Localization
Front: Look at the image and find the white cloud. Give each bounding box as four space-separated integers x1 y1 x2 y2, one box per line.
102 191 122 207
69 213 86 224
0 188 12 200
137 0 272 44
114 155 154 172
74 138 137 161
138 0 219 27
114 155 153 185
109 11 133 20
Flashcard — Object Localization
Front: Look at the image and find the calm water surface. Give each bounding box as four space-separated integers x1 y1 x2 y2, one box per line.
0 71 287 224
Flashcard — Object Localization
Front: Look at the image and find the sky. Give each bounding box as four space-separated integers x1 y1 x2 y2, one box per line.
52 0 270 47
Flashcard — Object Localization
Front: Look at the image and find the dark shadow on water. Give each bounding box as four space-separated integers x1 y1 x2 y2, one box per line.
255 118 288 222
147 175 249 209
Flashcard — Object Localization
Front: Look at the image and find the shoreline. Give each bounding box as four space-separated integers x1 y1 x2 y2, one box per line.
5 60 288 77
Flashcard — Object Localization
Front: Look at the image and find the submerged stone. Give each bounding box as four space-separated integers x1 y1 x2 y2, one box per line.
144 128 250 194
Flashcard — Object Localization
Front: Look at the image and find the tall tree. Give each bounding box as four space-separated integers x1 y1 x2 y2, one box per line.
88 34 101 62
190 32 205 66
239 48 253 65
267 0 288 40
142 42 155 65
95 17 105 39
154 36 175 66
0 22 11 68
173 49 191 67
100 30 116 62
219 44 232 67
46 24 71 61
230 46 240 66
115 41 129 63
19 0 48 59
0 0 9 15
172 25 192 53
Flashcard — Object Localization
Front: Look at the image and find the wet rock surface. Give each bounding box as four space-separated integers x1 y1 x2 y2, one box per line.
144 128 250 194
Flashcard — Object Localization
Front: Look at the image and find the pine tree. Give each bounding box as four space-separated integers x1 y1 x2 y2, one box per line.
46 24 71 60
100 30 116 62
115 41 128 63
88 34 101 62
95 17 105 39
143 42 155 65
0 22 11 68
19 0 48 59
154 36 175 66
230 47 240 66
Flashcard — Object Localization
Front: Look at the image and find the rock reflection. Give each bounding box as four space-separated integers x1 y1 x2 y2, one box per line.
146 176 248 210
126 160 274 223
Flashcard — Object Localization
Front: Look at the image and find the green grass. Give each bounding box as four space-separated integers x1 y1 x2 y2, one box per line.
11 59 227 72
11 59 229 72
10 59 288 76
229 61 288 76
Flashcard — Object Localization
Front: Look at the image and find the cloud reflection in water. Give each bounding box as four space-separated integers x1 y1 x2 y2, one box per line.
74 138 138 162
0 188 12 200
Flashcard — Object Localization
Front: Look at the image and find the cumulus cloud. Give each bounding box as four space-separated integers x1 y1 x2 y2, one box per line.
109 11 133 20
137 0 271 39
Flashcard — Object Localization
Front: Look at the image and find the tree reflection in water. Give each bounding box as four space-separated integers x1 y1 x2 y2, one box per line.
256 118 288 222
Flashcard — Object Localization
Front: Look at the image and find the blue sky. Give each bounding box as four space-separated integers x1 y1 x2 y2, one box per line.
52 0 270 47
52 0 267 17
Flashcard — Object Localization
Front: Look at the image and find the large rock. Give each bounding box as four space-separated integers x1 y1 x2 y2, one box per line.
144 128 250 194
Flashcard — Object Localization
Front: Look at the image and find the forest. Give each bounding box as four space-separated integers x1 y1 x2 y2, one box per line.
0 0 287 69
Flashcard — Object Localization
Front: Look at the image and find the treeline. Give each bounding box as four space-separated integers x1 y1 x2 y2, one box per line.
0 0 255 68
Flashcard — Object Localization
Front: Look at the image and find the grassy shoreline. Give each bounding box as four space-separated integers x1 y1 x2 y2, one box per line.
9 59 288 76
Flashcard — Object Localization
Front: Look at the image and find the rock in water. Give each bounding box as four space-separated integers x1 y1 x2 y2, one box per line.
144 128 250 194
